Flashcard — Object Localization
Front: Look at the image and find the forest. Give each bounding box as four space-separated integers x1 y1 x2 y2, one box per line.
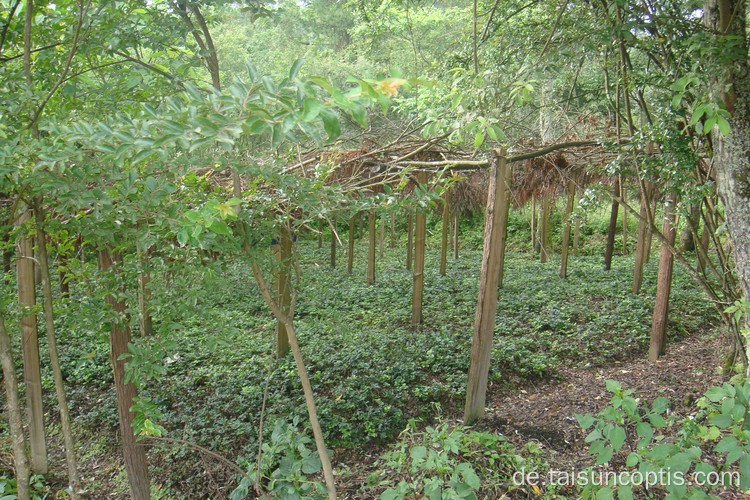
2 0 750 498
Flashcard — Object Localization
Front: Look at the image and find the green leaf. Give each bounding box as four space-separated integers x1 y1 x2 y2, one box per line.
605 380 622 393
617 485 633 500
350 103 368 127
301 451 321 474
596 446 614 465
207 219 231 236
636 422 653 442
710 413 733 428
609 425 626 452
575 413 596 429
289 58 304 81
740 452 750 490
665 452 692 473
302 99 323 122
626 452 640 467
319 109 341 141
717 116 731 136
474 130 485 149
704 113 718 134
410 445 427 463
595 486 614 500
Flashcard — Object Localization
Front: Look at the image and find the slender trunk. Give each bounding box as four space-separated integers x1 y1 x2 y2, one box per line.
367 211 376 285
531 192 537 251
137 271 153 336
329 218 337 268
649 193 677 361
249 262 336 499
378 216 384 258
0 311 31 500
412 173 428 328
32 200 80 497
645 191 657 262
464 151 506 424
358 212 364 239
406 209 414 270
16 209 47 474
604 177 620 270
633 184 649 293
347 215 355 274
98 249 151 499
539 196 549 263
275 224 292 358
317 219 323 249
621 176 628 253
560 180 576 278
439 190 451 276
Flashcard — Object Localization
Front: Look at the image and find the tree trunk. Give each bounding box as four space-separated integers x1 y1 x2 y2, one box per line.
15 209 47 474
644 192 657 262
464 151 507 425
453 210 459 259
0 311 31 500
573 218 580 256
367 210 376 285
329 218 337 268
406 209 414 270
389 211 396 248
98 249 151 500
604 177 620 270
439 190 451 276
560 180 576 278
33 200 80 497
649 193 678 361
531 192 537 251
378 216 385 258
496 160 512 287
412 173 428 328
317 219 323 249
275 224 292 358
348 215 355 274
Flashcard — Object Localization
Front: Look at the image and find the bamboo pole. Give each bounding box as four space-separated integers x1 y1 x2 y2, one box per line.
604 176 620 270
539 196 550 263
464 150 506 425
329 218 337 267
621 175 628 253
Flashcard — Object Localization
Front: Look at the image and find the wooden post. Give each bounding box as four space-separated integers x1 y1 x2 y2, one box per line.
604 176 620 270
348 214 355 274
649 192 677 361
560 179 576 278
439 189 451 276
406 209 414 270
464 150 507 425
367 210 376 285
275 223 292 358
412 172 428 328
98 248 151 499
632 182 650 293
539 196 550 263
496 160 512 287
16 209 47 474
329 218 337 268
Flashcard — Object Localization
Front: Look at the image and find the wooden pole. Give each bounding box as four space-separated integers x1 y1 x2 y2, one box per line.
16 209 47 474
440 190 451 276
649 192 677 361
604 176 620 270
464 150 506 425
348 214 355 274
560 179 576 278
412 173 428 328
275 223 292 358
573 218 581 256
632 183 650 293
329 218 337 268
531 192 537 251
496 160 511 287
621 175 628 253
367 210 376 285
406 209 414 270
378 216 385 258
